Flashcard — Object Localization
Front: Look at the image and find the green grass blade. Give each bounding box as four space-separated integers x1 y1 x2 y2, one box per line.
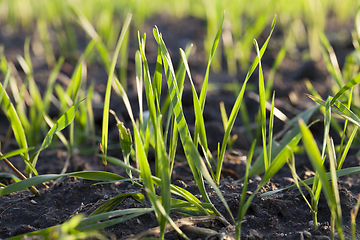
309 95 360 127
217 15 276 184
248 105 318 178
265 33 289 100
268 92 275 164
30 99 84 169
37 99 84 154
261 165 360 197
321 96 331 158
0 75 29 163
338 126 357 170
199 13 224 110
135 50 144 129
0 171 131 196
327 136 343 238
331 71 360 105
43 113 70 152
254 38 268 171
299 118 343 237
179 48 213 178
101 14 132 169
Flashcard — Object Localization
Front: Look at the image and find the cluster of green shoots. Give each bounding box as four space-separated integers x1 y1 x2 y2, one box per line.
1 3 360 240
0 0 357 76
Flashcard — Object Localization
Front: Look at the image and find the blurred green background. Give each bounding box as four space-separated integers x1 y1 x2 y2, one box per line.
0 0 358 74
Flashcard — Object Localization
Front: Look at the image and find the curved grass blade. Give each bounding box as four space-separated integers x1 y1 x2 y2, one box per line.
101 14 132 170
0 171 132 196
338 126 357 170
199 13 224 110
247 105 318 178
77 208 153 232
89 192 145 216
321 96 331 158
254 38 268 171
331 71 360 105
179 48 214 178
30 99 84 170
7 214 103 240
300 119 343 239
0 72 29 164
309 95 360 127
217 15 276 184
261 165 360 197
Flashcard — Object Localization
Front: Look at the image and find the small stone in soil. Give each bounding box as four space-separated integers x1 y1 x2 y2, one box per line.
302 230 311 238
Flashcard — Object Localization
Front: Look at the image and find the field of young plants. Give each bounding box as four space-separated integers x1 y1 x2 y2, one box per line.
1 0 360 239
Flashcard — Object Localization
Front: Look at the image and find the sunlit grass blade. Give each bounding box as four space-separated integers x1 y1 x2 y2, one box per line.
309 95 360 127
331 71 360 105
110 110 133 179
77 208 154 232
0 70 29 164
30 99 84 170
299 119 344 239
327 136 343 239
261 165 360 197
265 32 289 100
0 171 130 196
135 50 144 130
199 13 224 110
7 214 103 240
180 48 214 178
286 152 315 212
217 15 276 184
254 38 268 171
321 96 331 158
101 13 132 170
338 126 357 170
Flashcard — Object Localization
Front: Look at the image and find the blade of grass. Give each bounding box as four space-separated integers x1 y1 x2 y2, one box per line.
217 15 276 184
101 13 132 170
0 69 30 166
180 48 214 179
254 38 268 171
299 119 344 239
30 99 85 170
261 165 360 197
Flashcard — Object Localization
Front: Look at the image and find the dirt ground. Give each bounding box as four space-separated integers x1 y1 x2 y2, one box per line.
1 14 360 239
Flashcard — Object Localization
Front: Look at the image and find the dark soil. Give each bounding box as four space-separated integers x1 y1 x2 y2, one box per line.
1 14 360 239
